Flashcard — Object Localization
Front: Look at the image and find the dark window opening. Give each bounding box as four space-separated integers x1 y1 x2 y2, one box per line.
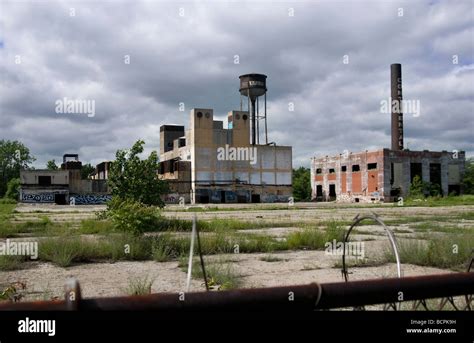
341 166 347 172
54 194 66 205
390 163 394 185
316 185 323 197
352 165 360 172
429 163 442 195
251 194 261 203
448 185 460 196
329 168 335 174
316 168 322 174
199 195 209 204
38 176 51 186
390 188 401 197
410 163 423 183
367 163 377 170
237 195 247 203
329 184 336 197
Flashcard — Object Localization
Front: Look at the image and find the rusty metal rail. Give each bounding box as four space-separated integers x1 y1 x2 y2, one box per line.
0 273 472 311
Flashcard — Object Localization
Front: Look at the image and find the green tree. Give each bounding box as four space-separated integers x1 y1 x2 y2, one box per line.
108 140 168 207
81 163 95 179
462 158 474 194
5 178 20 200
292 167 311 202
0 140 35 197
46 159 58 170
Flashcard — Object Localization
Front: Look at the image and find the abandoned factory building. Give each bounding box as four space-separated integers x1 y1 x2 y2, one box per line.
159 74 293 204
311 64 466 203
20 154 111 205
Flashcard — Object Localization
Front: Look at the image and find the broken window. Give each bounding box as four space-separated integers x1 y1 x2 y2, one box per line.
367 163 377 170
341 166 347 172
329 168 335 174
38 176 52 186
316 185 323 197
316 168 322 174
410 163 422 183
352 165 360 172
430 163 442 194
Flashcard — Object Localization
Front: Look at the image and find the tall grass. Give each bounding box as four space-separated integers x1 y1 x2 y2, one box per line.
403 195 474 207
0 216 68 238
0 255 26 271
186 259 241 290
27 221 347 267
384 234 474 270
124 276 153 295
39 233 152 267
79 219 114 234
287 221 345 250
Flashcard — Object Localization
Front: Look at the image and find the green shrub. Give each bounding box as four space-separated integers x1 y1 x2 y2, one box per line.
0 198 17 205
5 178 20 201
106 197 162 235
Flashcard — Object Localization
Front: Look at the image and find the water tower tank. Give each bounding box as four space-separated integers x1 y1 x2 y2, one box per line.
239 74 268 145
239 74 267 99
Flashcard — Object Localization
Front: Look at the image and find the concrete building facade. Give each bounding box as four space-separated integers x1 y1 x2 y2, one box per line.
159 108 292 204
311 64 466 203
20 154 111 205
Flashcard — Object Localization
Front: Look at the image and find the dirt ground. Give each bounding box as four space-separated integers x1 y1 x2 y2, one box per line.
12 202 473 224
2 203 472 302
0 256 452 300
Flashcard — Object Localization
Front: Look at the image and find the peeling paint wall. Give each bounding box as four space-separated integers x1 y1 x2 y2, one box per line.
311 148 466 203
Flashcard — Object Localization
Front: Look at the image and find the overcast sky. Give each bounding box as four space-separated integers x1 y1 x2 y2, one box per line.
1 0 473 168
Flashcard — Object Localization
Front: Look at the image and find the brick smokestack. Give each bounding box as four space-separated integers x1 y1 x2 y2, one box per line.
391 63 403 151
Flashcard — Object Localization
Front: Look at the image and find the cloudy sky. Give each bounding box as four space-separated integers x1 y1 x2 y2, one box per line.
1 0 473 168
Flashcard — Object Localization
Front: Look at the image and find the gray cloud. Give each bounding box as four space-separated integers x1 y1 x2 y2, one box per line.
0 0 472 169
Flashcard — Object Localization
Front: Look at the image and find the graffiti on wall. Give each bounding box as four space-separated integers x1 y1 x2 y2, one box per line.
260 194 290 203
70 194 112 205
21 193 55 203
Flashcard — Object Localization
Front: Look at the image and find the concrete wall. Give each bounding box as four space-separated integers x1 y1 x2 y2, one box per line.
160 108 293 204
21 170 69 185
20 169 110 204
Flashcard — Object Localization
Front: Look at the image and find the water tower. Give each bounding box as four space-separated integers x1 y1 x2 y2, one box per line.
239 73 268 145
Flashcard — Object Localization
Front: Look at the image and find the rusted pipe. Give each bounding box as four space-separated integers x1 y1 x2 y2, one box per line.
316 272 474 309
0 273 472 311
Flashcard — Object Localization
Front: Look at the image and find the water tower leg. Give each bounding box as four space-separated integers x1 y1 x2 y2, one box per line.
257 97 260 144
251 98 256 145
264 93 268 145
